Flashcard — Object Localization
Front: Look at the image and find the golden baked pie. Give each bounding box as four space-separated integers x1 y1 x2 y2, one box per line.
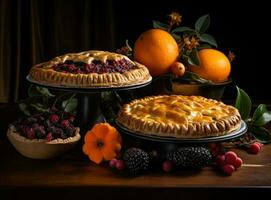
117 95 241 138
29 50 151 87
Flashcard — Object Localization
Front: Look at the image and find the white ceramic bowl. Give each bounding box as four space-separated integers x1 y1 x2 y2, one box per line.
7 126 81 159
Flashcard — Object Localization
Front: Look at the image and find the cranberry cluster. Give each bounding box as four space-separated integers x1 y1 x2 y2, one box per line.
53 59 137 74
11 109 76 141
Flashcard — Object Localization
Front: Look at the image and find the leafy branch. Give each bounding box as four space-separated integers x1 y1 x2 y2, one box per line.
235 86 271 143
153 13 217 67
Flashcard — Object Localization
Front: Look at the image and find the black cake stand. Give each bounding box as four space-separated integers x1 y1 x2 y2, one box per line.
115 120 247 144
115 120 247 158
26 75 152 133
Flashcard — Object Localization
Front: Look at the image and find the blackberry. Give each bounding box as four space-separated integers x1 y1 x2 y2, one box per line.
65 127 75 137
167 149 186 168
123 148 149 175
167 147 212 169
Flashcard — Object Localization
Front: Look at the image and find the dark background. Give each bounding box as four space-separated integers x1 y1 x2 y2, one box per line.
0 0 270 102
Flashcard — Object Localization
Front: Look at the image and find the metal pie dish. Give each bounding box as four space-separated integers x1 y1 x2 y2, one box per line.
26 75 152 93
115 120 247 144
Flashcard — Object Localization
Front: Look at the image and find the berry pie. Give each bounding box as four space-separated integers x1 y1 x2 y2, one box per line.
117 95 241 138
29 50 151 87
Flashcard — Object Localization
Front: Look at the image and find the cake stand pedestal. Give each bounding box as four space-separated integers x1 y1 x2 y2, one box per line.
26 76 152 133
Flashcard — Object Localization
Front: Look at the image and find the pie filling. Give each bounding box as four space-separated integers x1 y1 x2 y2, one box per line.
52 58 138 74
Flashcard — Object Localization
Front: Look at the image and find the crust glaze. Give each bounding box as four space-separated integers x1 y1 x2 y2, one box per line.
117 95 241 138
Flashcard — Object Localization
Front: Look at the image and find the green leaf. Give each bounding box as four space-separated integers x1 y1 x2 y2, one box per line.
171 26 194 33
252 104 268 123
179 71 211 84
152 20 169 30
19 103 31 116
188 48 200 66
250 126 271 143
171 33 181 40
253 108 271 126
62 98 78 113
199 33 217 47
27 85 39 97
29 86 54 98
195 14 210 33
30 104 49 113
197 44 212 50
235 86 252 120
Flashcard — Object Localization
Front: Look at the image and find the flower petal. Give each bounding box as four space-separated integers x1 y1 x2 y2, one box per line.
88 148 104 164
82 140 97 154
102 145 117 161
105 127 119 143
84 130 98 143
92 123 111 138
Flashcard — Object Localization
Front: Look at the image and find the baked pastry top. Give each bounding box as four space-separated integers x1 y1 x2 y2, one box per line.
117 95 241 138
29 50 151 87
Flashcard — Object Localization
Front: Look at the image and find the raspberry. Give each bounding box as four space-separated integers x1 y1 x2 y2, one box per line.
233 157 243 169
61 120 70 128
249 143 261 154
162 161 173 172
216 155 226 167
109 159 118 168
222 164 235 175
49 114 59 123
26 127 35 139
115 160 126 170
46 132 53 141
225 151 237 165
68 115 75 122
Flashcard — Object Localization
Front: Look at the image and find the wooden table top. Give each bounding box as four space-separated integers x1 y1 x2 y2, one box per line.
1 138 271 189
1 104 271 199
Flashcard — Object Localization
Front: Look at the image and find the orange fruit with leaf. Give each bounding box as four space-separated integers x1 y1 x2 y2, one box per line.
189 49 231 83
83 123 122 164
133 29 179 77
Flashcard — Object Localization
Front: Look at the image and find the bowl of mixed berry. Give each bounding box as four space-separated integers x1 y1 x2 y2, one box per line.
7 109 80 159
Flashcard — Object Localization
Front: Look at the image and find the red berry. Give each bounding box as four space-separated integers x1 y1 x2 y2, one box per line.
115 160 126 170
68 116 75 122
49 114 59 123
249 143 261 154
26 127 35 139
162 161 173 172
216 155 226 167
233 157 243 169
225 151 237 165
222 164 235 175
46 132 53 141
254 142 263 149
109 159 118 168
61 120 70 127
208 143 217 150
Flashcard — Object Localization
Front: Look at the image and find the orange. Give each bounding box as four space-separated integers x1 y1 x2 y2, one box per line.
171 62 186 77
133 29 179 77
189 49 231 83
